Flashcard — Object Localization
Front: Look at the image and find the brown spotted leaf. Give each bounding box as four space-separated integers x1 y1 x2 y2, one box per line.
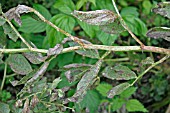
147 27 170 42
152 2 170 19
107 82 130 98
5 5 32 26
7 54 33 75
102 65 137 80
47 44 63 56
72 10 117 25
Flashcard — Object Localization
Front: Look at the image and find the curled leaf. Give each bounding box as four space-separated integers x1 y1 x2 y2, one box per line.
102 65 137 80
107 82 130 98
146 27 170 42
69 39 100 59
72 10 117 25
47 44 63 56
5 5 32 26
7 54 33 75
152 2 170 19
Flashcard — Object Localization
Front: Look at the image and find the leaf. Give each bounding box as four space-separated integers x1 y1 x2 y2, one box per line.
53 0 75 15
63 63 92 83
66 60 102 103
0 102 10 113
96 31 118 45
5 5 32 26
18 16 46 33
96 83 112 96
22 98 30 113
112 97 126 111
79 90 100 113
76 0 86 10
51 77 62 90
120 87 137 98
69 39 100 58
45 14 76 47
0 4 2 14
2 23 18 42
91 0 115 11
107 82 130 98
141 57 154 65
7 54 33 75
0 16 6 26
99 19 125 34
102 65 137 80
47 44 63 56
72 10 117 25
0 26 7 48
121 7 139 17
126 99 148 112
33 4 51 20
146 27 170 42
152 2 170 19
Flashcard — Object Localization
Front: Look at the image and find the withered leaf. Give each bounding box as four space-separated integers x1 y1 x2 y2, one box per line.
147 27 170 42
47 44 63 56
152 2 170 19
22 98 30 113
30 95 39 108
72 10 117 25
102 65 137 80
107 82 130 98
5 5 32 26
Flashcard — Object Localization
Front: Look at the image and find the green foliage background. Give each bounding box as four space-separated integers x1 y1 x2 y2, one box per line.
0 0 170 113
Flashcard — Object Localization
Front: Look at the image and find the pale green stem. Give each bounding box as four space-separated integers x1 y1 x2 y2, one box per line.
1 63 7 90
131 55 170 86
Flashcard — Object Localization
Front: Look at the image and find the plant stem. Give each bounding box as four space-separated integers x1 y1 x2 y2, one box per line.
131 55 170 86
111 0 145 47
1 63 7 90
2 13 33 49
104 57 129 62
0 45 169 55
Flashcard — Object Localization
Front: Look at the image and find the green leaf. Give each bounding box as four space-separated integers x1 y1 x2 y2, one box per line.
112 97 126 111
45 14 75 47
96 83 112 96
53 0 75 15
0 102 10 113
51 77 62 90
77 20 98 38
107 82 130 98
69 39 100 59
91 0 115 11
33 4 51 20
142 0 152 14
7 54 33 75
97 31 118 45
2 23 18 42
0 4 2 14
0 16 6 26
121 7 139 17
76 0 86 10
0 26 7 48
120 87 137 98
18 16 46 33
152 2 170 19
123 15 147 36
102 65 137 80
146 27 170 42
88 0 96 6
79 90 100 113
126 99 148 112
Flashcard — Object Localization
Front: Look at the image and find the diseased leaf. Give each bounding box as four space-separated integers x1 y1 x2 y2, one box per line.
72 10 117 25
107 82 130 98
47 44 63 56
141 57 154 65
51 77 62 90
146 27 170 42
102 65 137 80
152 2 170 19
69 39 100 58
2 23 18 42
27 61 50 84
7 54 33 75
126 99 148 112
65 60 102 103
0 102 10 113
99 19 125 34
5 5 32 26
0 26 7 48
22 98 30 113
0 16 6 26
63 63 92 83
30 95 39 108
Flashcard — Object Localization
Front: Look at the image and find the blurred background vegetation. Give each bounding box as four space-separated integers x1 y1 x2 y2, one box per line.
0 0 170 113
